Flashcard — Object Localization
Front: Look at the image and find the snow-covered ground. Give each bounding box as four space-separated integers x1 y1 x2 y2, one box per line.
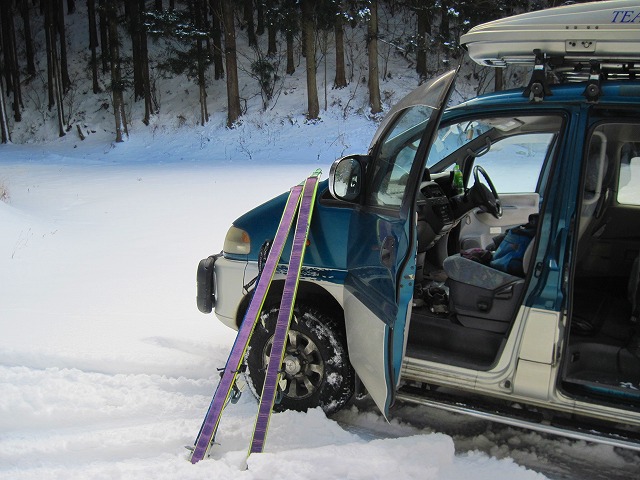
2 123 640 480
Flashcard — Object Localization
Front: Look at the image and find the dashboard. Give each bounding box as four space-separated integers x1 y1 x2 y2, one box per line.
416 181 456 250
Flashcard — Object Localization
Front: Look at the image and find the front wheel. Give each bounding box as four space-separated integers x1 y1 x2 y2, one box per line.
245 305 355 415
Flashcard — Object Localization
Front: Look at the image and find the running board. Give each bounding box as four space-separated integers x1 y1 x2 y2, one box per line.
395 388 640 452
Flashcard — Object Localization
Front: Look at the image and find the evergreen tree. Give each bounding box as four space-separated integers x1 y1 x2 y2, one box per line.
279 0 299 75
334 4 347 88
145 2 213 125
301 0 319 120
265 0 277 57
55 0 71 93
222 0 241 126
209 0 224 80
367 0 381 114
18 0 36 76
87 0 101 93
0 0 22 122
0 74 10 143
129 0 153 124
44 0 66 136
98 0 110 74
105 2 128 142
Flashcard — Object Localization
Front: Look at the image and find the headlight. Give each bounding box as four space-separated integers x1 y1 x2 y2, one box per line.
223 226 251 254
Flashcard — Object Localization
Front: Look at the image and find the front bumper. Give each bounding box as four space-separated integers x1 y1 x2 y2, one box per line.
196 254 221 314
196 253 249 330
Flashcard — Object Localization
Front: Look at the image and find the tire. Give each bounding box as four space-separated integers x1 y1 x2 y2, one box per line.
245 304 355 415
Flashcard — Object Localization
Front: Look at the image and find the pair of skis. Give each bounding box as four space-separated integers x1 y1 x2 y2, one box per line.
189 170 321 464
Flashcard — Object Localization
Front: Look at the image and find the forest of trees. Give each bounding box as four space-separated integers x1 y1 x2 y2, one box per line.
0 0 581 144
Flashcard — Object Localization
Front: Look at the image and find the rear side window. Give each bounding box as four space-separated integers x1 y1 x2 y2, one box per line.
618 138 640 206
584 122 640 206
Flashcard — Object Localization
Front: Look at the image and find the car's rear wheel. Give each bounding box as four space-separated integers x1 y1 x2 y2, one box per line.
245 304 355 415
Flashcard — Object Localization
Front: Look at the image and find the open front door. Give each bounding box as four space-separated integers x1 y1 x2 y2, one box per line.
343 71 457 415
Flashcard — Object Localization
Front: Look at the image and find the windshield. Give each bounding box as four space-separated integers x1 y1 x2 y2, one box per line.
427 120 493 168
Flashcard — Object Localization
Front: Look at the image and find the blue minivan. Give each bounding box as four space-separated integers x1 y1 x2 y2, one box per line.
198 1 640 450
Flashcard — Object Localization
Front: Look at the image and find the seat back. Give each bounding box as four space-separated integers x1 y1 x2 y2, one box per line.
444 255 525 333
578 131 608 240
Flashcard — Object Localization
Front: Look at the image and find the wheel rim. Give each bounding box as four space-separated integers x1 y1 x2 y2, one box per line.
262 325 325 400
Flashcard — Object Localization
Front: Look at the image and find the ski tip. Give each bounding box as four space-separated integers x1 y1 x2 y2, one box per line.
294 169 322 187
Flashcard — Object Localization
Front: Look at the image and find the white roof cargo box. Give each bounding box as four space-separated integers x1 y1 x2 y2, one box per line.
461 0 640 67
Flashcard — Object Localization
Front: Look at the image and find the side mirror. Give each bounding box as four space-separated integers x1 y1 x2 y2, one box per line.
328 155 369 202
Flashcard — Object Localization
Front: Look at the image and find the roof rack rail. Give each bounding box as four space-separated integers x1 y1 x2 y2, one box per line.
523 50 552 102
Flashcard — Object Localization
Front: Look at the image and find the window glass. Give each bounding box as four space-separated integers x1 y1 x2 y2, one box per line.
617 140 640 206
427 120 492 168
427 116 561 194
473 133 555 193
368 105 434 207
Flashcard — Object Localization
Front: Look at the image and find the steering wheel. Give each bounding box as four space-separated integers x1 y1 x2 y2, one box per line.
470 165 502 219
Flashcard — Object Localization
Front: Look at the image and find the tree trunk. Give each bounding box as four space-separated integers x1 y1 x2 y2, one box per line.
45 0 66 136
87 0 100 93
301 0 318 120
439 1 450 41
256 0 264 36
368 0 381 114
1 2 23 122
107 3 127 142
44 1 56 110
494 67 504 92
130 0 144 100
0 5 13 142
0 74 10 143
19 0 36 76
140 0 152 123
52 33 66 136
0 5 13 94
56 0 71 92
198 41 208 126
155 0 162 11
222 0 241 126
266 0 276 56
195 0 208 126
334 15 346 88
98 0 109 74
210 0 224 80
416 6 430 78
243 0 256 47
285 31 294 74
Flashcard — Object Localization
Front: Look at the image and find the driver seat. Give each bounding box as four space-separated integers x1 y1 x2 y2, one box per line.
443 241 535 334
